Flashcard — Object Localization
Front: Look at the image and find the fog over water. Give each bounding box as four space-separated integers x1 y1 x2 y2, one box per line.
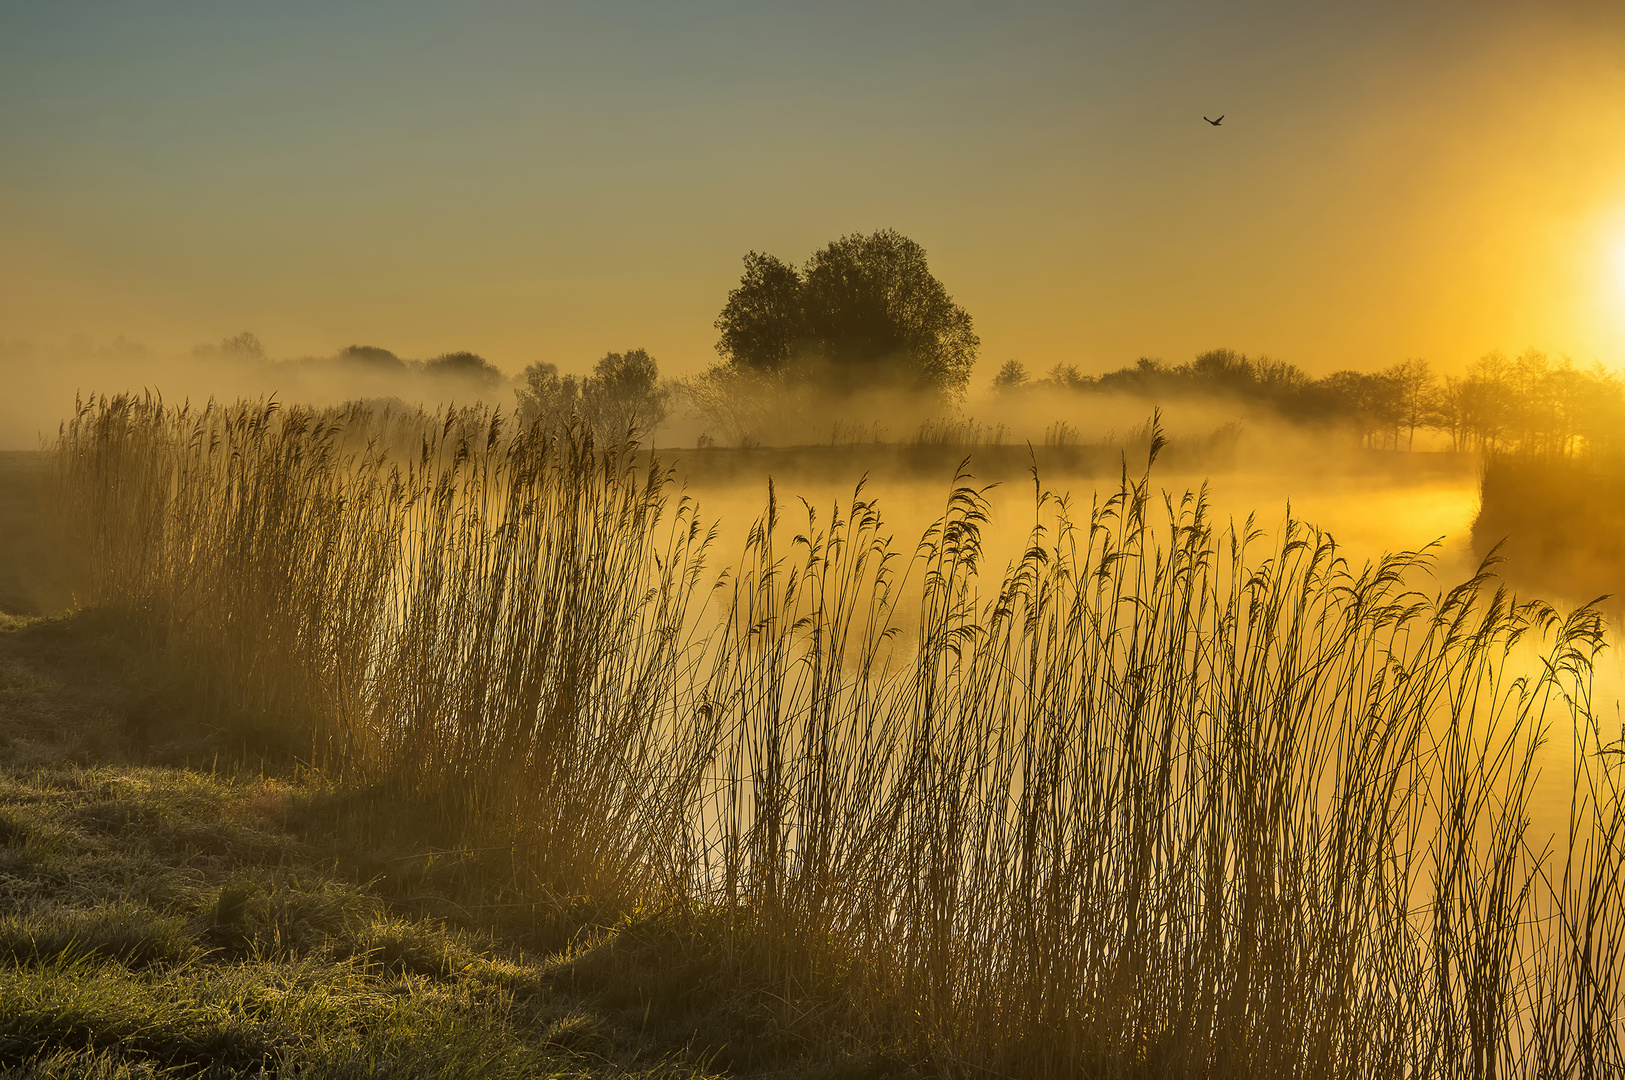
0 335 1572 604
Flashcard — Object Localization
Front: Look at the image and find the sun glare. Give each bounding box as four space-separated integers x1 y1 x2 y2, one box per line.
1615 230 1625 304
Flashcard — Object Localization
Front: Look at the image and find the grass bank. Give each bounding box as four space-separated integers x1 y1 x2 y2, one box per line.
1474 448 1625 609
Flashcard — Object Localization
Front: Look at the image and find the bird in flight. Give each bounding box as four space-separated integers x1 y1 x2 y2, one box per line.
1204 115 1224 126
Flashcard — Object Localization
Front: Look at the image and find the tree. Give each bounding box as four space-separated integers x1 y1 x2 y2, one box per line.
339 345 407 372
515 361 582 428
1038 363 1092 392
801 230 979 396
1252 357 1311 406
713 229 979 399
1185 348 1255 390
991 360 1030 394
679 363 778 447
424 351 503 392
1096 357 1168 395
1382 358 1436 449
581 349 669 440
516 350 669 442
1575 362 1625 458
194 332 266 362
1317 370 1402 448
714 252 804 375
1452 352 1514 451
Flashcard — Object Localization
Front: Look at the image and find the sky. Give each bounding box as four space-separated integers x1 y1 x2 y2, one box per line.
3 0 1625 383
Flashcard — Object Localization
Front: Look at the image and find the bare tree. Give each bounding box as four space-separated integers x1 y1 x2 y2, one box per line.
1383 358 1437 449
678 363 779 448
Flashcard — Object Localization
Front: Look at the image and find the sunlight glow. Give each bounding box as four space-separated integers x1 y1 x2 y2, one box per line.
1615 229 1625 306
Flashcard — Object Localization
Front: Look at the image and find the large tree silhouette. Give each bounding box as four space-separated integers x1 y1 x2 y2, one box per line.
713 252 804 376
713 229 978 398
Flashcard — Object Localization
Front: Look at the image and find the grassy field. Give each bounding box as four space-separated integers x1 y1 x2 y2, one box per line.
10 396 1625 1077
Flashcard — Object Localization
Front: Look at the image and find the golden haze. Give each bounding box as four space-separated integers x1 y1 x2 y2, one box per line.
1 4 1623 377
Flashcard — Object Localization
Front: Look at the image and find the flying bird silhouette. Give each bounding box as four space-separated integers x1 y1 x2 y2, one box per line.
1204 115 1224 126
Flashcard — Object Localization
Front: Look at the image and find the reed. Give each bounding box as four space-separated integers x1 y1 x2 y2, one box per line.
912 416 1009 447
1474 446 1625 606
55 393 1625 1075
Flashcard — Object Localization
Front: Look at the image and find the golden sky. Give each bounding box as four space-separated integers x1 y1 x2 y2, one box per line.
3 1 1624 380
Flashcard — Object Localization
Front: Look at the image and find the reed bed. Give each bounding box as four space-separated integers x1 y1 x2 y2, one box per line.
1474 447 1625 607
55 393 1625 1076
912 416 1010 447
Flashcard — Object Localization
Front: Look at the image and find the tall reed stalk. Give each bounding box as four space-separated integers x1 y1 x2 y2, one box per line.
56 394 1625 1075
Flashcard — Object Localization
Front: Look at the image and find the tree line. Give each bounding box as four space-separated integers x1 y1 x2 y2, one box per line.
994 347 1625 456
200 229 1623 457
192 333 510 391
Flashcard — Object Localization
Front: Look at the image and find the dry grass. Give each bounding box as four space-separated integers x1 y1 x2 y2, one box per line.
51 393 1625 1076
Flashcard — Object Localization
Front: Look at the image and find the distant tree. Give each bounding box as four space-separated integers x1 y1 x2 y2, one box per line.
713 229 979 398
1252 357 1311 405
424 351 504 392
581 349 669 440
1383 358 1436 449
1541 358 1595 457
1424 351 1625 457
1574 362 1625 458
514 361 582 428
194 332 266 362
517 350 669 441
1038 363 1093 393
1096 357 1168 395
224 332 266 361
425 349 500 383
1451 352 1514 451
1449 375 1488 451
801 230 978 396
679 363 777 447
951 340 1624 456
991 360 1030 394
1317 370 1402 448
1185 348 1255 390
339 345 407 371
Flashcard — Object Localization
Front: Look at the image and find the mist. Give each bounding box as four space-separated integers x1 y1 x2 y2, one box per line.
3 331 1498 578
0 334 515 451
